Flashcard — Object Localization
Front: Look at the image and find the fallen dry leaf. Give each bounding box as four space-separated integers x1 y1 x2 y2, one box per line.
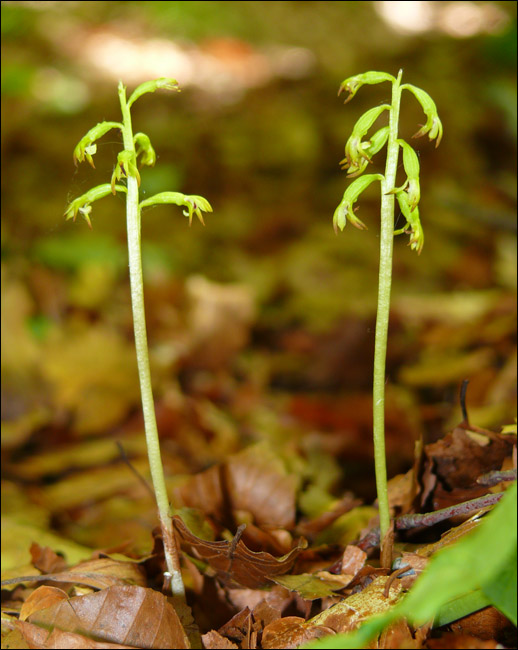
340 544 367 578
261 616 333 649
449 607 513 642
21 585 189 649
19 585 69 621
309 575 403 634
252 599 282 629
173 516 306 588
30 543 68 574
216 606 252 647
3 557 147 591
15 620 135 649
202 629 239 649
425 425 515 491
377 618 418 649
173 443 297 530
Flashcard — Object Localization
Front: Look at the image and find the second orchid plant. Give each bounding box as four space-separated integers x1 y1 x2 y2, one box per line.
333 70 442 551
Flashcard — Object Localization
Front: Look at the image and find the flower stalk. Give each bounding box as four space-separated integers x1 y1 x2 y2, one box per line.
333 70 442 551
65 79 212 597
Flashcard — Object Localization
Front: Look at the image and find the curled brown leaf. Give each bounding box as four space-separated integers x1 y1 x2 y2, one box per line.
173 516 307 589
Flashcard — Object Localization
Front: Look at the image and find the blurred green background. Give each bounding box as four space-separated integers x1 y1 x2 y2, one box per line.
1 2 517 556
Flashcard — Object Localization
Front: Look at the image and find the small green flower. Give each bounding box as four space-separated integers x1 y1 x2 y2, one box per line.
396 190 424 254
140 192 213 226
403 84 443 147
338 71 395 104
111 150 141 194
388 139 421 211
342 105 390 175
341 126 390 177
127 78 179 109
64 183 127 227
333 174 383 232
134 132 156 167
73 121 122 167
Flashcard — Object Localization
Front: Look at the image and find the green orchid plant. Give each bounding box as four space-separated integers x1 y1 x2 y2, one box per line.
333 70 442 552
65 78 212 597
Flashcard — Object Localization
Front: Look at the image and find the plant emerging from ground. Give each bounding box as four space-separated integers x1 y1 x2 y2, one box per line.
65 78 212 597
333 70 442 551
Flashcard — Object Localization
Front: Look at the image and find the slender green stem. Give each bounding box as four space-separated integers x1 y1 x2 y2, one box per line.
118 84 185 597
373 70 403 547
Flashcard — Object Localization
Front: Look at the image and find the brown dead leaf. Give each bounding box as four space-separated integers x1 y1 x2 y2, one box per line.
378 618 418 649
66 557 146 586
30 543 68 574
169 595 202 649
11 557 147 591
173 516 306 588
425 426 515 491
202 629 239 649
309 576 403 634
261 617 333 649
252 599 282 629
173 444 296 530
23 584 189 648
15 620 135 649
449 606 513 642
20 586 69 621
217 606 252 646
224 584 296 620
340 545 367 579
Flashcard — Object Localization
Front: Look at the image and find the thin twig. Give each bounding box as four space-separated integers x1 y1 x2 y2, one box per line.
395 492 504 530
476 469 517 487
357 491 506 550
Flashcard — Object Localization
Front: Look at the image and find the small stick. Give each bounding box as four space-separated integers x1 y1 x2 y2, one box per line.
357 491 505 551
395 492 503 530
476 469 517 487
